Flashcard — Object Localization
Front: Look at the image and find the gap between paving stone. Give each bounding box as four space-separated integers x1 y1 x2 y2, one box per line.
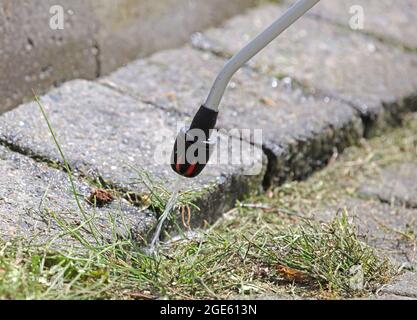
191 3 417 137
101 45 364 187
0 80 266 233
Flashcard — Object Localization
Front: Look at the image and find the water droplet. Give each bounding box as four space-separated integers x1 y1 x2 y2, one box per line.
367 43 376 53
283 77 292 86
282 77 293 90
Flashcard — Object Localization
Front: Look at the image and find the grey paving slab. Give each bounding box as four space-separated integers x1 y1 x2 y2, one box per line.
381 272 417 298
359 162 417 209
0 0 256 113
0 145 155 243
192 4 417 134
0 0 97 114
90 0 257 75
309 0 417 50
102 46 363 186
0 80 265 227
319 199 417 267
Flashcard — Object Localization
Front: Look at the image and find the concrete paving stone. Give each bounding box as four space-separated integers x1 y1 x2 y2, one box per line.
90 0 257 75
0 0 98 114
0 145 156 243
0 80 265 227
102 46 363 186
381 272 417 298
192 4 417 134
309 0 417 51
0 0 256 113
359 162 417 209
319 199 417 267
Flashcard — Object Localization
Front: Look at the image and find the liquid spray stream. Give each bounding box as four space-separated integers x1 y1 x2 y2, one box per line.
148 177 183 253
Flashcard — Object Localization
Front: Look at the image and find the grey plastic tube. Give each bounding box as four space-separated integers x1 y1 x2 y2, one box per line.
204 0 320 112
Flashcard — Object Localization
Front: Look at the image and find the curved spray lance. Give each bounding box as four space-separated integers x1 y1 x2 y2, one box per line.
171 0 321 178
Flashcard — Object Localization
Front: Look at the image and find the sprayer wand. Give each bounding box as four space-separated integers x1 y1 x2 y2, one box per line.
171 0 321 178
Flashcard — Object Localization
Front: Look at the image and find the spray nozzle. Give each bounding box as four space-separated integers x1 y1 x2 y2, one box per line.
171 106 218 178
